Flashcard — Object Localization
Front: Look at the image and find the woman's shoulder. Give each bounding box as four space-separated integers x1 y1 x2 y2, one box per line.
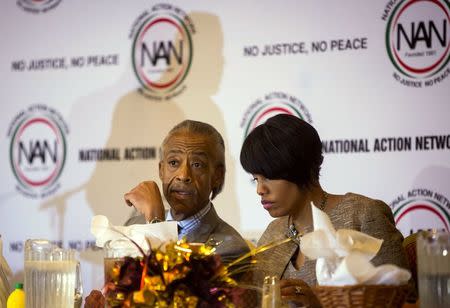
336 192 389 210
257 216 289 246
332 192 393 221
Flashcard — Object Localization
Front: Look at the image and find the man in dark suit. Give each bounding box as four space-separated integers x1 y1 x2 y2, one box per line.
85 120 250 308
123 119 249 262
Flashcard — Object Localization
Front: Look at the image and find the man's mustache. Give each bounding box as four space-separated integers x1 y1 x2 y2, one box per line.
169 185 195 194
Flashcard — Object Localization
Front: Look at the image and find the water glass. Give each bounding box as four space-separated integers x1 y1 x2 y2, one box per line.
24 239 77 308
103 238 140 285
261 275 281 308
74 261 83 308
417 230 450 308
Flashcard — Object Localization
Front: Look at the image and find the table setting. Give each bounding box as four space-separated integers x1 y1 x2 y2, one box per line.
2 206 449 307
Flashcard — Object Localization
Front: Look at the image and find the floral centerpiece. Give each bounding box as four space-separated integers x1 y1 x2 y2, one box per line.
92 215 292 307
104 239 249 308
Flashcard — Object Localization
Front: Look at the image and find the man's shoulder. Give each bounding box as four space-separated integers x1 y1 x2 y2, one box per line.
213 217 248 244
205 208 250 261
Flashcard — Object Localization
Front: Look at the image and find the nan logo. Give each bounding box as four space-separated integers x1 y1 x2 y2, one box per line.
17 0 62 14
7 104 69 198
390 188 450 236
130 3 195 100
240 92 312 138
383 0 450 87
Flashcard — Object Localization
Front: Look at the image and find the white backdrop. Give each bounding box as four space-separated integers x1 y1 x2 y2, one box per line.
1 0 449 297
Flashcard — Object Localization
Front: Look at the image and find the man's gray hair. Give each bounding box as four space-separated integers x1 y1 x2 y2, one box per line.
161 120 225 199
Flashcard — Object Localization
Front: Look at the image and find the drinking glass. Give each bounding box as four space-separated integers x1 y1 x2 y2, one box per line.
417 230 450 307
103 238 140 285
74 261 83 308
24 239 77 308
261 275 281 308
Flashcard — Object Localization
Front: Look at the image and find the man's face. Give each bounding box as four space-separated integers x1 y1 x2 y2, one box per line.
159 131 223 221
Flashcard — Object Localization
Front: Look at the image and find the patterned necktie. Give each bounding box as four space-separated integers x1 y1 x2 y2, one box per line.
177 224 183 239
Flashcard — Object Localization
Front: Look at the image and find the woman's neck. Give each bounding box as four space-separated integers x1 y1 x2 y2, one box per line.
291 185 325 229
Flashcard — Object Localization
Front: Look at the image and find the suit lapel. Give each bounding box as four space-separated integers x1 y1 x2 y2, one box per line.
184 204 218 243
258 220 299 279
273 240 298 279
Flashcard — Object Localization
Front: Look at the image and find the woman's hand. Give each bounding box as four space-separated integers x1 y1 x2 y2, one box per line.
280 279 321 307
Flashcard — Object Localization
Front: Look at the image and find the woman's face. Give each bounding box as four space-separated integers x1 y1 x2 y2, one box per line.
252 174 307 218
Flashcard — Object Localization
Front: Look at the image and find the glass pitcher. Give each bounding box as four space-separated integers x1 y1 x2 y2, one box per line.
24 239 77 308
417 230 450 307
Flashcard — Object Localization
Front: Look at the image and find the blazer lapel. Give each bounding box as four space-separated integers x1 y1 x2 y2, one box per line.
184 204 218 243
257 219 299 279
273 241 299 279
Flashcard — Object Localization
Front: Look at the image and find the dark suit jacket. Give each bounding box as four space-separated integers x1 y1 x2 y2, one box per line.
254 193 409 287
124 205 250 263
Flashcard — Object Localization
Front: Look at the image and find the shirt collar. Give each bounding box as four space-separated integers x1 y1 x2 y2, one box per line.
166 202 212 237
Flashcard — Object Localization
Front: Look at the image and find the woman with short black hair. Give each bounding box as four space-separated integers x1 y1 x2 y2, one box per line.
240 114 409 307
241 113 323 190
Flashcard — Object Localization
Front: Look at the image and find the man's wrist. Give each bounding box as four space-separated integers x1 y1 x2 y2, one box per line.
149 217 163 224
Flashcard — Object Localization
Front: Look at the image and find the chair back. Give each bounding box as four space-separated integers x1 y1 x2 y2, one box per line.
402 232 418 292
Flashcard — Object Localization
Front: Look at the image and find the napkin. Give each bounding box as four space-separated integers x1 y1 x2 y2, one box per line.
91 215 178 252
300 203 411 286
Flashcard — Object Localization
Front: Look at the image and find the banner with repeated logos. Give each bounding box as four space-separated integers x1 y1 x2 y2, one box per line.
1 0 449 296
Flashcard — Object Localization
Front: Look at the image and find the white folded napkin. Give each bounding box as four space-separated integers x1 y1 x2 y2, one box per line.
90 215 178 252
300 203 411 286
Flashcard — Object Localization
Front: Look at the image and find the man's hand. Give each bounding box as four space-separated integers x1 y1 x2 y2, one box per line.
124 181 165 222
84 290 105 308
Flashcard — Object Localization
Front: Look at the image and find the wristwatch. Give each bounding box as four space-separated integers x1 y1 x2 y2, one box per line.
149 217 162 224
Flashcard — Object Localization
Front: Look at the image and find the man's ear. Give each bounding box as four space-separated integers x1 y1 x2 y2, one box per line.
159 161 163 180
211 165 225 200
